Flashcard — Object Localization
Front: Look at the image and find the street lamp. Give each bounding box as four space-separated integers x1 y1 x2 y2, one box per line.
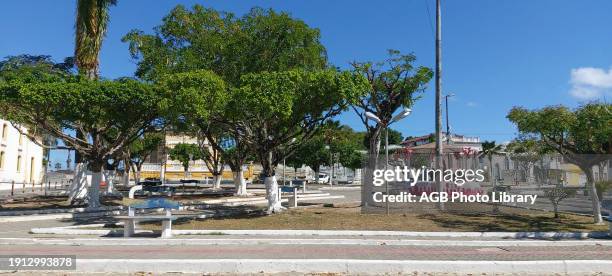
324 145 332 186
365 108 412 215
282 138 297 187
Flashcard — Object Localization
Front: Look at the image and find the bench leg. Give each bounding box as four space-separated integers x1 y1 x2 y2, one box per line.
124 220 136 237
161 220 172 238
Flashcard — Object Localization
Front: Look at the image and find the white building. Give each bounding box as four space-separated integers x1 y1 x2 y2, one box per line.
0 119 44 189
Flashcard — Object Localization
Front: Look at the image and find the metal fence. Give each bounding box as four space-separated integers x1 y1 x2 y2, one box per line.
0 180 71 200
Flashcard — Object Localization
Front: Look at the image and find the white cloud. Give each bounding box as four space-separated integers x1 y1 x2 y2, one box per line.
569 67 612 100
466 101 478 107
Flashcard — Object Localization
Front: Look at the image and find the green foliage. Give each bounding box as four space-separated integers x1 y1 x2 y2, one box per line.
363 128 403 149
233 69 367 121
543 186 577 218
481 141 502 155
75 0 117 79
123 5 327 83
156 70 228 123
595 180 611 201
234 69 368 175
0 62 164 171
507 103 611 223
123 5 333 179
507 103 611 156
288 122 364 171
352 50 433 154
169 143 202 171
130 132 164 166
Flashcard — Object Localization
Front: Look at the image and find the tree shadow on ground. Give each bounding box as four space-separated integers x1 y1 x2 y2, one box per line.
417 211 594 232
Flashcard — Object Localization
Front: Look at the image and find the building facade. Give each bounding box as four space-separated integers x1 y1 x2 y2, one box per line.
135 133 255 182
0 119 45 189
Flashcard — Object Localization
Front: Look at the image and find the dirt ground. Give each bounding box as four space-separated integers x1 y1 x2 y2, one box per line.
140 205 608 232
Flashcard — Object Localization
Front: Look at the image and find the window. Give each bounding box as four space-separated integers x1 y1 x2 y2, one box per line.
1 123 7 141
16 155 22 172
29 157 35 183
0 151 4 169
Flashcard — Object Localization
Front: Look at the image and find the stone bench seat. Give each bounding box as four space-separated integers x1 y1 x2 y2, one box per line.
114 215 178 238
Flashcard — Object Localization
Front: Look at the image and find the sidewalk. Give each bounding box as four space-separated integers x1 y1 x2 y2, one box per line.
1 217 611 274
0 236 610 274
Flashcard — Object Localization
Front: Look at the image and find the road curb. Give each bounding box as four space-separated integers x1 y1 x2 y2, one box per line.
3 237 612 247
40 259 611 274
29 225 611 239
173 229 612 239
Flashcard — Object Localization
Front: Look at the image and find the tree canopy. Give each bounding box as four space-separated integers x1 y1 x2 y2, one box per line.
351 50 432 155
169 143 202 172
123 5 327 83
507 103 612 223
0 63 165 171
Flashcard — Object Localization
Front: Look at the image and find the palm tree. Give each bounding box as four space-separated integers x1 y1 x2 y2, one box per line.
70 0 117 208
480 140 503 212
74 0 117 80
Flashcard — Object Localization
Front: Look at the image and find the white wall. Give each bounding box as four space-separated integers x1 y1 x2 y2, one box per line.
0 119 45 190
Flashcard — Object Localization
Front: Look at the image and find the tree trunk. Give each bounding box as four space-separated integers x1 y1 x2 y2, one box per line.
106 170 116 193
123 161 130 187
212 174 222 190
264 175 282 213
123 170 129 187
68 162 88 204
234 168 248 196
102 170 110 193
584 166 603 224
135 163 142 184
262 151 282 214
489 156 499 213
368 127 382 158
553 204 559 219
314 167 320 184
87 163 104 210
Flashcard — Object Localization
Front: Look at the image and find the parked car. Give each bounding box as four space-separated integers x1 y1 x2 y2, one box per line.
316 173 330 184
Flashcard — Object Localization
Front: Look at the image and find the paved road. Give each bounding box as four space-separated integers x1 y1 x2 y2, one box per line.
0 217 610 274
318 186 612 216
0 239 610 261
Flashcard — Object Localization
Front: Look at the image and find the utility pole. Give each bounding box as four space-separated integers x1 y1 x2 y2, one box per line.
445 95 450 144
435 0 445 210
444 93 454 145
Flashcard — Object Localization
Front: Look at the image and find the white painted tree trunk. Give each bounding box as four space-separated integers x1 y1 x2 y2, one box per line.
68 163 88 203
123 171 130 187
585 167 603 224
107 170 116 193
234 169 248 196
212 174 222 190
264 175 283 213
88 170 102 209
102 170 115 194
135 170 141 185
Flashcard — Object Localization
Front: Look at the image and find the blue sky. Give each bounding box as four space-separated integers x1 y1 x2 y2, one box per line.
1 0 611 168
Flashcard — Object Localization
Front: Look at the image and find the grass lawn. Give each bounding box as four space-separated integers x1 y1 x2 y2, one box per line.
144 206 608 232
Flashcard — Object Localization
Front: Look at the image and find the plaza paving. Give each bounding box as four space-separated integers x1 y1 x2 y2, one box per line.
0 187 611 274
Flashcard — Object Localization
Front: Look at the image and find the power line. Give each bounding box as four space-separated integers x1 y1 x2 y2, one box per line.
424 0 435 38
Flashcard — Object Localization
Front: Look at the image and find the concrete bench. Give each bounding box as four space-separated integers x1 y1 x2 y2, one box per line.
115 213 177 238
281 186 299 208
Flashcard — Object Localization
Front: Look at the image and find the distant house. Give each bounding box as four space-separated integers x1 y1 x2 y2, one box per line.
401 132 482 153
0 119 44 189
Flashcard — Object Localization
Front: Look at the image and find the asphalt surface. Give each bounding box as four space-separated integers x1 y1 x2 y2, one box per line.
0 238 610 261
